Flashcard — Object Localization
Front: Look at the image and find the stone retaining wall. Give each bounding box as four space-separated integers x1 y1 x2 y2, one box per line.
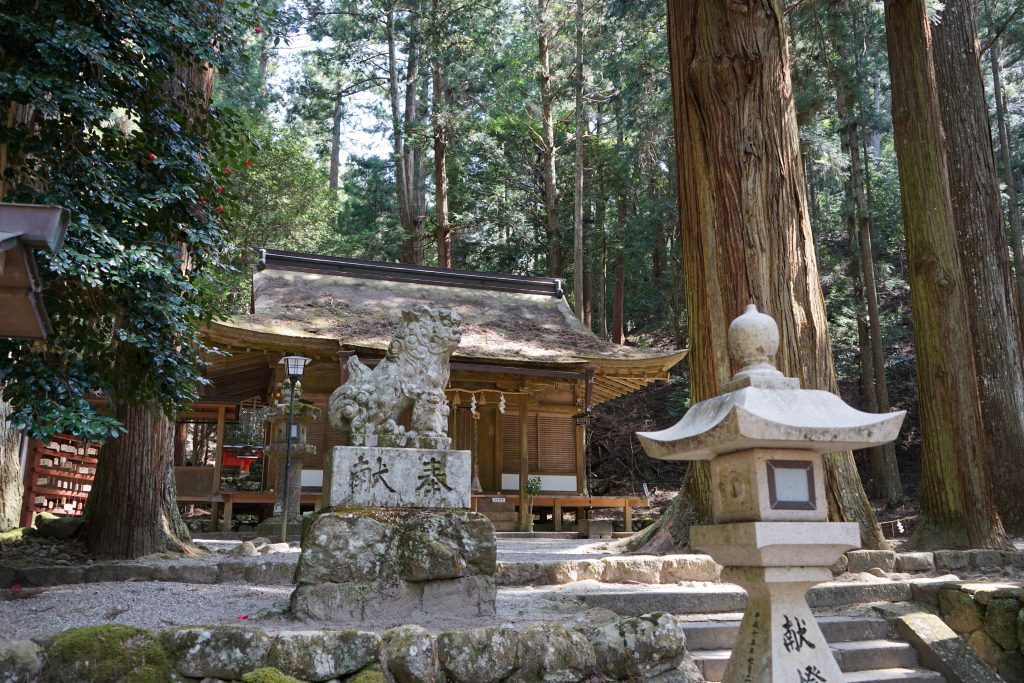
911 580 1024 680
0 610 703 683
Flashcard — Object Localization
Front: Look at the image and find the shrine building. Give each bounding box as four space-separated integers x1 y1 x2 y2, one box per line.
23 249 686 532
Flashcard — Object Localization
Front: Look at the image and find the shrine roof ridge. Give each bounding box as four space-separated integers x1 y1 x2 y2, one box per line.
259 248 565 298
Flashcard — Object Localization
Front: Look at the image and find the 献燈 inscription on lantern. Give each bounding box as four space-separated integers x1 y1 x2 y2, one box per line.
325 446 471 509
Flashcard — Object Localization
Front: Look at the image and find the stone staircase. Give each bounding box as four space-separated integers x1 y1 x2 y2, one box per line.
681 614 945 683
475 497 520 531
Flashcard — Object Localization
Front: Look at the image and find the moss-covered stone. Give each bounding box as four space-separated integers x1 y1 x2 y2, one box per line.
938 589 984 633
511 622 596 682
996 650 1024 682
437 625 520 683
292 508 496 624
44 625 172 683
0 640 42 683
0 527 35 544
265 630 379 681
240 666 303 683
966 629 1002 667
983 598 1020 650
344 664 387 683
1018 607 1024 652
589 612 690 680
162 626 272 679
382 625 443 683
34 513 82 540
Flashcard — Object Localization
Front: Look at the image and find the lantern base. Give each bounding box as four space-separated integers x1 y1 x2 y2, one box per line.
719 567 844 683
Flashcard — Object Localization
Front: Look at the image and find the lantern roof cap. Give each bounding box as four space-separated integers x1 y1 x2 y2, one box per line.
637 305 905 460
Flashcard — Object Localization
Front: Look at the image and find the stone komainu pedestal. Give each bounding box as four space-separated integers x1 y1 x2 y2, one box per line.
290 507 497 623
291 445 494 623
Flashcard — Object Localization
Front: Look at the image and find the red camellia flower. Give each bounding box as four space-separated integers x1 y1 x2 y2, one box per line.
215 205 225 213
254 27 262 34
148 153 156 160
198 197 206 204
237 614 249 620
9 583 22 591
244 160 252 167
216 185 223 193
223 166 232 176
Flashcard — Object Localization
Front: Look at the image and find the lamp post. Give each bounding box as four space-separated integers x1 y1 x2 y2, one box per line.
279 354 311 543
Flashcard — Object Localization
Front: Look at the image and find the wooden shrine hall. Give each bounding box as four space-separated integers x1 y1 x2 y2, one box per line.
184 249 686 531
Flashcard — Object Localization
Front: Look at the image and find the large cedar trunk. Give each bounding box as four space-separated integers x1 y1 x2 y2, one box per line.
632 0 885 552
931 0 1024 532
850 127 903 506
987 13 1024 338
432 57 451 269
572 0 585 318
539 0 561 277
0 395 23 531
883 0 1009 549
85 403 193 559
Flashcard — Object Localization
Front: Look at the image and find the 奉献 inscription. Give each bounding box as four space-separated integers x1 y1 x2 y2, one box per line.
325 446 471 509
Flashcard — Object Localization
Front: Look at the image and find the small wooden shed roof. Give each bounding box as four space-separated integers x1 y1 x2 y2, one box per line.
205 250 686 405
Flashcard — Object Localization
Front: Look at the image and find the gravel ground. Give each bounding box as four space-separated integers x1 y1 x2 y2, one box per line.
0 580 628 642
0 537 623 641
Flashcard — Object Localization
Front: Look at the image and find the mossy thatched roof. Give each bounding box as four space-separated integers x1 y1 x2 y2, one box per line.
215 254 684 371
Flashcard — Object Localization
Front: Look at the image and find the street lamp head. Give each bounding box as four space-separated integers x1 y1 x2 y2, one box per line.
280 355 311 382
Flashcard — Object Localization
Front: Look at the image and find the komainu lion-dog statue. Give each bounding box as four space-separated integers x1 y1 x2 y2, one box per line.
328 305 463 449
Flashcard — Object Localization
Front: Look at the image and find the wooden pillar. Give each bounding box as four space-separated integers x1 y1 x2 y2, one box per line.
494 407 503 492
517 391 529 531
623 501 632 534
209 404 226 531
173 422 187 467
554 501 562 531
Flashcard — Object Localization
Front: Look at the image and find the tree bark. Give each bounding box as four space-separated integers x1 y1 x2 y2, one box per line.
633 0 886 552
432 56 451 269
329 101 343 190
572 0 585 318
0 395 23 531
85 403 193 559
852 128 904 506
931 0 1024 532
538 0 561 277
883 0 1009 549
986 14 1024 344
386 9 423 264
611 92 626 346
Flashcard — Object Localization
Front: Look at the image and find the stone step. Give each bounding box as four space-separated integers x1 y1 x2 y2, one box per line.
580 580 913 615
832 640 919 672
693 640 919 681
681 615 890 650
845 668 946 683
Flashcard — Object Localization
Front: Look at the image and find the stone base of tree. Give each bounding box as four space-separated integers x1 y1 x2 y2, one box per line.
290 507 497 623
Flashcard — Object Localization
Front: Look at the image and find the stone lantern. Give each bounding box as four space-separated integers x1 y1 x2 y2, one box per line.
638 305 905 683
255 379 321 538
